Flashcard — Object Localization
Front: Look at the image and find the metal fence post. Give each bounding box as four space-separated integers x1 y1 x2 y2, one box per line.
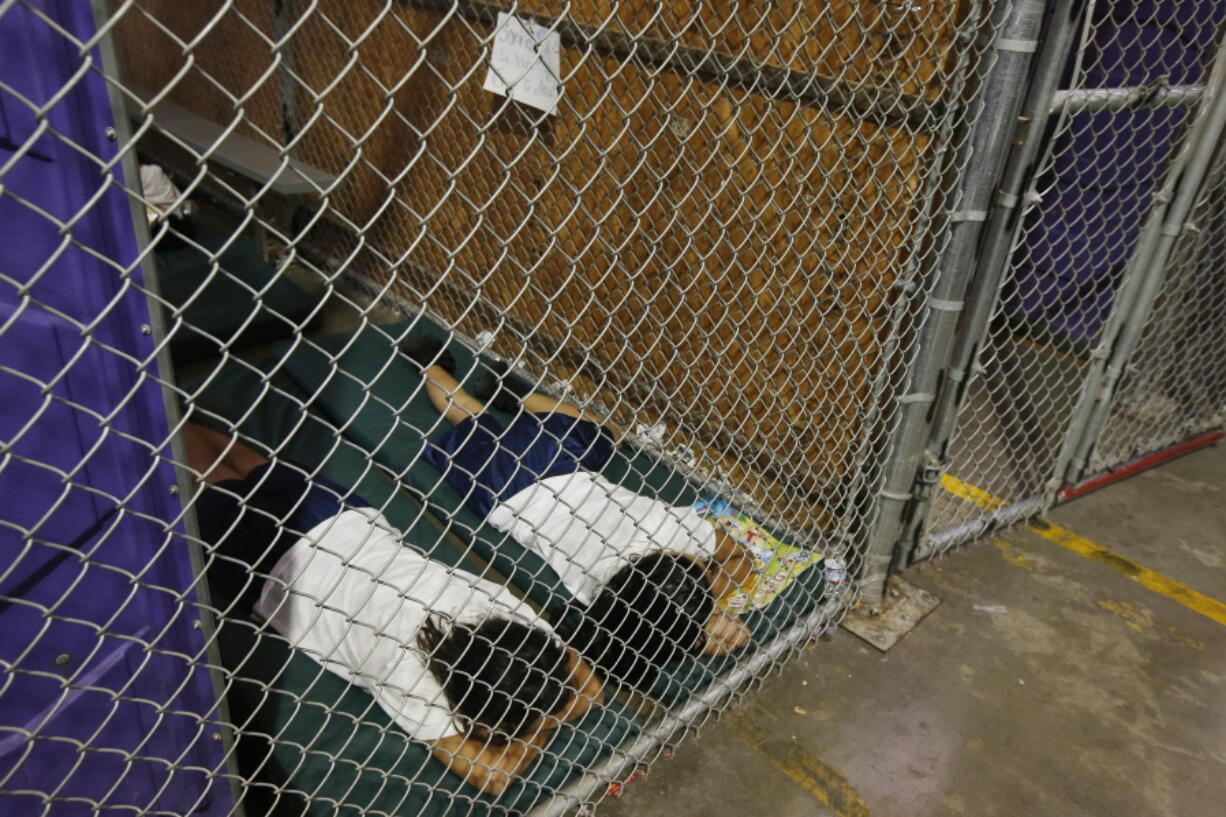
1056 38 1226 485
858 0 1053 608
899 1 1088 563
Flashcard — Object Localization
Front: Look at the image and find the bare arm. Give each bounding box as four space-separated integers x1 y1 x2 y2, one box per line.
706 529 755 601
422 364 488 425
701 608 751 655
427 649 604 795
521 392 623 442
428 734 538 797
182 422 269 483
699 530 755 656
559 648 605 721
519 648 604 753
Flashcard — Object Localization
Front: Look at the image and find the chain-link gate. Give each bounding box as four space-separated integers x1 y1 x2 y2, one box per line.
898 0 1226 561
2 2 1014 816
1086 146 1226 475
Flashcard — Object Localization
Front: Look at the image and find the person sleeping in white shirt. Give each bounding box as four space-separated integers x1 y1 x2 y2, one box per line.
405 336 754 692
183 422 603 796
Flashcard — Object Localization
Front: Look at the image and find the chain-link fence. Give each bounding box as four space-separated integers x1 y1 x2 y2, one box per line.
905 1 1226 560
2 2 1013 816
1086 146 1226 474
6 1 1224 814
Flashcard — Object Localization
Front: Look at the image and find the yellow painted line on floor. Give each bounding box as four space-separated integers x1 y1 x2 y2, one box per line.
939 473 1009 511
725 708 869 817
941 474 1226 628
1027 518 1226 627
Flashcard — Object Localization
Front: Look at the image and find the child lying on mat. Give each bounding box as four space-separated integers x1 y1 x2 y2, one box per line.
402 337 755 692
183 423 602 796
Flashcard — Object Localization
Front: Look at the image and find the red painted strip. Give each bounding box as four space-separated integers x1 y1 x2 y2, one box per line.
1059 430 1224 502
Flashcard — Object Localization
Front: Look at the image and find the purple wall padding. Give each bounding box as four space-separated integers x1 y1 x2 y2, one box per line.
1007 2 1224 343
0 3 232 816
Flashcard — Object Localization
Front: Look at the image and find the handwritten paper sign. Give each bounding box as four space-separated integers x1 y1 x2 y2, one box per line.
482 12 562 115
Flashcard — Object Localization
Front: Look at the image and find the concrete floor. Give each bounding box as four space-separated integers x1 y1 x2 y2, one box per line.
598 445 1226 817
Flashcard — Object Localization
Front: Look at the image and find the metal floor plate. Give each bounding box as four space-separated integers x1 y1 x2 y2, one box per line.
843 576 941 651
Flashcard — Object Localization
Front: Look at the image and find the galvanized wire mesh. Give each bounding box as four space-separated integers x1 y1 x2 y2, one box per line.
918 2 1226 558
3 1 1005 816
1088 148 1226 473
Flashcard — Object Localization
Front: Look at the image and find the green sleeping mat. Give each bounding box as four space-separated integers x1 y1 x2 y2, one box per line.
261 320 828 706
647 572 826 704
155 218 319 365
267 318 693 618
185 363 640 817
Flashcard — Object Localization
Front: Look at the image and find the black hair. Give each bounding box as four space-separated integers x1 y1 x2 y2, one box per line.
572 553 714 691
418 616 571 744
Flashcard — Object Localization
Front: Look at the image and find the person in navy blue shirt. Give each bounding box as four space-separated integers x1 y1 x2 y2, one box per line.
403 336 754 692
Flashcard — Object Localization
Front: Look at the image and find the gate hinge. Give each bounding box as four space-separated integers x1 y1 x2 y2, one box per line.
913 453 949 498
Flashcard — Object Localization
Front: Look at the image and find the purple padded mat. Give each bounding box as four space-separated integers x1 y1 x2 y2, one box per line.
0 3 232 815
